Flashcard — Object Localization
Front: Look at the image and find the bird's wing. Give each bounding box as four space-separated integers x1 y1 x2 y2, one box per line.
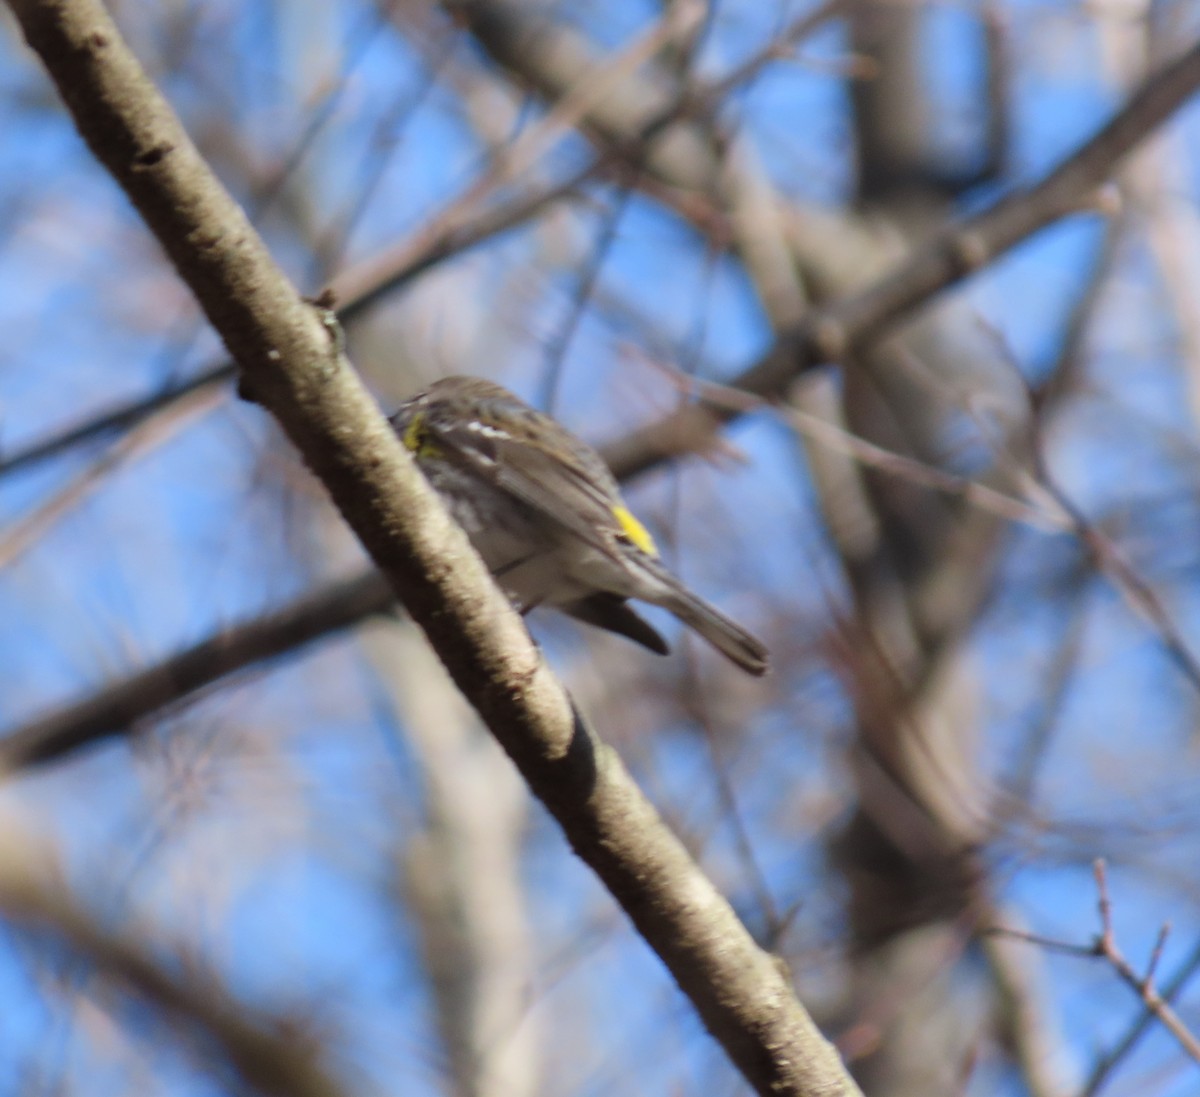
422 416 633 560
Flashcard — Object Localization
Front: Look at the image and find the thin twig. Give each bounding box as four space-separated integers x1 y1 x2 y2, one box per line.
0 842 350 1097
604 38 1200 479
1090 860 1200 1066
990 862 1200 1071
0 0 844 483
1040 475 1200 700
2 5 863 1092
1081 933 1200 1096
0 377 225 569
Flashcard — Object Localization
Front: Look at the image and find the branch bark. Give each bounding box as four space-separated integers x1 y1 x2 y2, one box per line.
6 29 1200 786
3 1 859 1093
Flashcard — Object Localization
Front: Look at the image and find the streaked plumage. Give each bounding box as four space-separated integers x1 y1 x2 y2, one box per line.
389 376 768 676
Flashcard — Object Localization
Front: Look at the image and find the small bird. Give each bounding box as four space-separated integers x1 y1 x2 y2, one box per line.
389 376 768 676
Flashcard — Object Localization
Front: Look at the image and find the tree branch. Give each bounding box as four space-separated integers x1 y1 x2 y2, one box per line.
0 570 394 772
0 841 350 1097
3 1 859 1093
8 27 1200 811
603 37 1200 480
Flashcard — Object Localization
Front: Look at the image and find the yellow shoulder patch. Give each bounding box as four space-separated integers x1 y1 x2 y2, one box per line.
402 412 440 459
613 504 658 556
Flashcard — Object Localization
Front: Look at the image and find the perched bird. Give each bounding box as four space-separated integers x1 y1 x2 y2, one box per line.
389 376 768 676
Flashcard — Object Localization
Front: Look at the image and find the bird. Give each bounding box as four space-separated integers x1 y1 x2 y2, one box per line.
388 376 768 676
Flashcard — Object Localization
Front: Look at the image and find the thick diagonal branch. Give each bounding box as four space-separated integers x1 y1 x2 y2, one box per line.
3 2 858 1093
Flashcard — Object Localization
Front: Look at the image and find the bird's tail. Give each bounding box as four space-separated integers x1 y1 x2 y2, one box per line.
661 581 769 677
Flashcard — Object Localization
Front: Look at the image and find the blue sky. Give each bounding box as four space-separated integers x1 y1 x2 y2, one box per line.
2 2 1200 1094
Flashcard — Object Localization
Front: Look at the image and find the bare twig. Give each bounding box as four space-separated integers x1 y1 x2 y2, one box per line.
989 862 1200 1070
987 925 1099 959
0 840 350 1097
781 402 1067 531
1091 861 1200 1065
0 0 843 483
0 570 395 773
1037 474 1200 700
3 3 861 1093
604 38 1200 480
1082 933 1200 1096
0 376 225 569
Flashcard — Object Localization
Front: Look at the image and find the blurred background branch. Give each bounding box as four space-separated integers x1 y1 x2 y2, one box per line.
2 0 1200 1095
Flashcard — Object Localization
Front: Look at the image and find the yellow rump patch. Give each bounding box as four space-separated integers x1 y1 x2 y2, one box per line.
613 505 658 556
